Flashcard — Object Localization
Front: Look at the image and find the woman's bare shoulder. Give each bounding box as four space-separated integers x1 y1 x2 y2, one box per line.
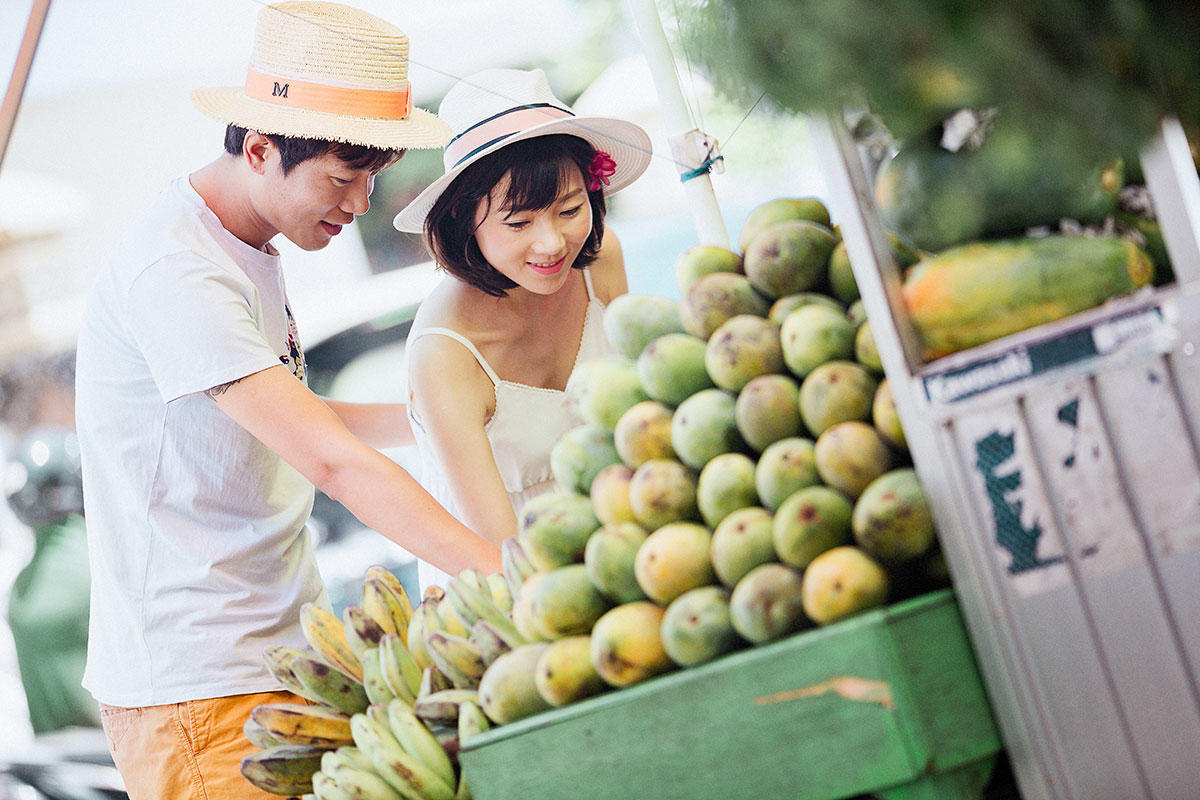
589 226 629 303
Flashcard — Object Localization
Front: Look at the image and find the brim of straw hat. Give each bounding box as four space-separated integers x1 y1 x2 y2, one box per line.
191 87 452 150
392 115 652 233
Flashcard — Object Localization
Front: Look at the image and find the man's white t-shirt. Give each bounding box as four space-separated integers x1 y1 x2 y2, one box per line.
75 176 325 707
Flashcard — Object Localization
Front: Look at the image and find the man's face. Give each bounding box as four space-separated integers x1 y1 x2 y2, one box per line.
259 150 378 252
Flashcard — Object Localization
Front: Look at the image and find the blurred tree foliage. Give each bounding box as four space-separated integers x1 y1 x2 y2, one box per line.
678 0 1200 158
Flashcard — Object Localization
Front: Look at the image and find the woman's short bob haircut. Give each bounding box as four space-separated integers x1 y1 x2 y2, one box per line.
424 134 607 297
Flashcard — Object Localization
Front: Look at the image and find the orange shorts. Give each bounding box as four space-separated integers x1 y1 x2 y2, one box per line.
100 689 304 800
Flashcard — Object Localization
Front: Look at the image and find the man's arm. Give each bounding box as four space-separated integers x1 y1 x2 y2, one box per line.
208 365 499 574
321 399 414 448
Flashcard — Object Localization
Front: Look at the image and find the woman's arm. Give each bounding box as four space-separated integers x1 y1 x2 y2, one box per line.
321 399 414 448
407 333 521 546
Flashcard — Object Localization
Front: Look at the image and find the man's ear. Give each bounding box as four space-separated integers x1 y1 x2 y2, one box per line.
242 131 276 175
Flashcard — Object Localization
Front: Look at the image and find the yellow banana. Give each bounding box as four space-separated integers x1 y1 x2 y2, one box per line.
350 711 456 800
239 743 324 796
243 716 283 749
344 604 386 658
263 645 318 701
250 702 354 749
468 620 512 668
320 749 405 800
423 588 471 638
361 577 402 638
500 537 537 600
312 770 355 800
378 633 421 704
406 603 435 672
418 664 454 700
413 688 480 727
301 602 364 682
361 646 398 706
425 632 486 690
385 698 456 790
365 565 415 634
486 573 514 614
456 699 491 745
290 651 370 715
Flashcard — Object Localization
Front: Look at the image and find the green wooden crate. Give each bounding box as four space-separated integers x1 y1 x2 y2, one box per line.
459 589 1002 800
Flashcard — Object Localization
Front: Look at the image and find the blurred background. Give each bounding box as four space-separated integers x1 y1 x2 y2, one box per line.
0 0 823 752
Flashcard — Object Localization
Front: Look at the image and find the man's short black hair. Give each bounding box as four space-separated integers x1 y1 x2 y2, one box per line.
423 134 607 298
223 124 403 174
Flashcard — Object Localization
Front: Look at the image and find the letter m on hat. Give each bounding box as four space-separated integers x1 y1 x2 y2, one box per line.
272 81 289 99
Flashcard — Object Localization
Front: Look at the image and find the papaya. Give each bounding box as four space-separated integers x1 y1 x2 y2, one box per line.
902 235 1153 360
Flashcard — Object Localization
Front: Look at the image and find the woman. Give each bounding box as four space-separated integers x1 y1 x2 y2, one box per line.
393 68 652 589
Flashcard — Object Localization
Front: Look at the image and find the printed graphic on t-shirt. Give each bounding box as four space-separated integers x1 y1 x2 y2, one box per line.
280 302 307 383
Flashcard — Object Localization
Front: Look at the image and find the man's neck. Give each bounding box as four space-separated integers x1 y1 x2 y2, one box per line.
189 157 275 251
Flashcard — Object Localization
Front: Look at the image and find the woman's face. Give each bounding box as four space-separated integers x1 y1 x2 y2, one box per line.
472 164 593 295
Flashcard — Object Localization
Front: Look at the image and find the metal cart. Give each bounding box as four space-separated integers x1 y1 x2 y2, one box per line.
810 115 1200 800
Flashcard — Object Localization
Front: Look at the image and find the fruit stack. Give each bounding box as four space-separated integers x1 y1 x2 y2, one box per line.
475 196 951 727
239 564 507 799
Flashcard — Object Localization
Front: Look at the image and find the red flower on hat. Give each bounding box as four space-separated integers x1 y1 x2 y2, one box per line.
588 151 617 192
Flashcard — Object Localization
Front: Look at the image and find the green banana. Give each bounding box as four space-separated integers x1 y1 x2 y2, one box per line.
379 633 422 703
385 698 457 790
290 650 371 716
312 770 355 800
263 645 318 701
244 715 284 749
425 632 486 690
446 573 522 643
301 602 364 682
406 603 436 672
424 588 471 638
456 700 491 745
501 537 537 600
419 664 454 699
350 711 456 800
321 749 406 800
366 565 415 636
469 620 512 667
250 702 354 749
345 604 387 655
413 688 480 726
361 646 399 706
332 745 376 772
239 743 323 796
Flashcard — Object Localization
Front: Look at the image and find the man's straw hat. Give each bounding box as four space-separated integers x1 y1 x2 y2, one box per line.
393 68 653 233
191 2 450 150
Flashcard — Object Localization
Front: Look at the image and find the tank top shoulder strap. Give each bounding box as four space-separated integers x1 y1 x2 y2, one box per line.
409 327 501 385
582 267 595 301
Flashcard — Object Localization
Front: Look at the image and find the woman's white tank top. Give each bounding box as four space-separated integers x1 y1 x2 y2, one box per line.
407 269 610 590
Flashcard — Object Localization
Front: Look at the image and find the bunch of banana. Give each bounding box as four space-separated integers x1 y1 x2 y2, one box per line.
444 571 527 652
240 743 325 796
501 537 538 601
413 688 482 726
263 645 368 715
334 700 460 800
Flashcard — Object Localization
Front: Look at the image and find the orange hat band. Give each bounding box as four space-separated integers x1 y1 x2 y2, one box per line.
244 68 413 121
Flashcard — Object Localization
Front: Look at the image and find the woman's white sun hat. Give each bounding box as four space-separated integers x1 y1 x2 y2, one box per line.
191 1 451 150
392 68 653 233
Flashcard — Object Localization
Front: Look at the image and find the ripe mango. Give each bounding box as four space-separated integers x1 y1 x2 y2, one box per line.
696 452 759 529
634 522 716 606
711 506 777 588
705 314 784 392
550 424 621 496
602 294 684 360
729 562 807 643
743 219 837 300
676 245 742 294
528 564 612 640
738 197 831 253
679 272 769 340
855 321 882 374
754 437 820 512
781 304 856 379
589 463 637 525
517 492 600 572
872 379 907 451
613 400 676 468
772 485 852 569
584 521 650 603
628 458 699 531
852 468 936 562
800 546 888 625
814 421 893 499
768 292 844 326
636 333 714 406
735 373 802 453
661 586 742 667
798 360 878 436
478 643 553 725
535 635 607 707
567 356 649 431
589 602 673 688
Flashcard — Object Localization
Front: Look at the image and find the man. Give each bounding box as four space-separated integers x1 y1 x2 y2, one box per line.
73 4 499 797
